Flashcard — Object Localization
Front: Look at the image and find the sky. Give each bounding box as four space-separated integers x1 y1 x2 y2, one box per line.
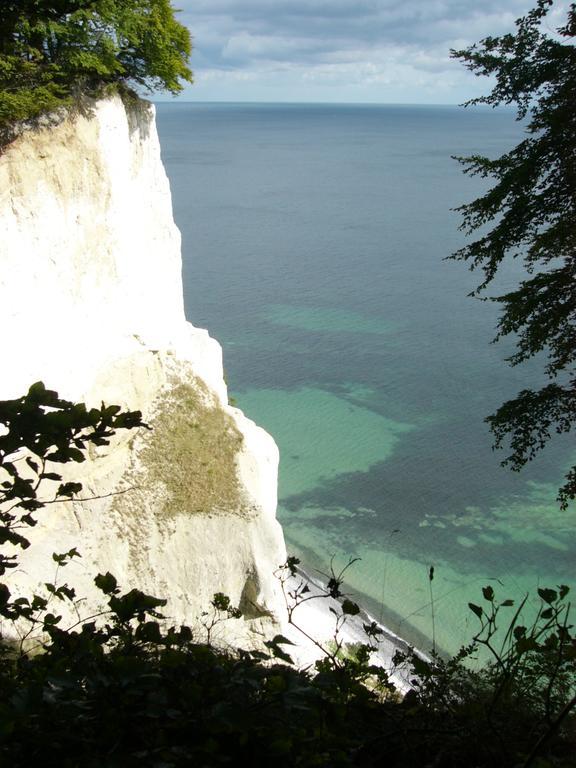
161 0 571 103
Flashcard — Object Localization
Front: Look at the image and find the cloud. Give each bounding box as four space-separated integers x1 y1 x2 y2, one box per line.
168 0 572 102
221 31 332 64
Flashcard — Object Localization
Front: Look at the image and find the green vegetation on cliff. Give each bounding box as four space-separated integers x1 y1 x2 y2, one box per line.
0 0 192 132
136 380 246 519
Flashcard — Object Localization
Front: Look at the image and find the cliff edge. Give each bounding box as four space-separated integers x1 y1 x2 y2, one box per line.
0 95 287 647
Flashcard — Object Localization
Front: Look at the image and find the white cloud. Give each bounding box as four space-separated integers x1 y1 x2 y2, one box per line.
221 32 326 62
166 0 573 102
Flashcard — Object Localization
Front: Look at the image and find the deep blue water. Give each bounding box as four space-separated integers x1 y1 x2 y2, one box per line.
156 103 574 653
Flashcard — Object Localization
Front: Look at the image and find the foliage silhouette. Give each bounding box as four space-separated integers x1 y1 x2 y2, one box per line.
450 0 576 508
0 385 574 766
0 381 145 598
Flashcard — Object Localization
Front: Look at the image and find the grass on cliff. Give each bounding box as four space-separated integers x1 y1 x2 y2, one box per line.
124 379 247 519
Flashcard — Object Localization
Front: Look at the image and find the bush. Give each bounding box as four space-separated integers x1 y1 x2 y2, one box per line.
0 385 574 766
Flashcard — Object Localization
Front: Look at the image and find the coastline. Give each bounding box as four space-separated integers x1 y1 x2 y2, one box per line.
281 565 421 693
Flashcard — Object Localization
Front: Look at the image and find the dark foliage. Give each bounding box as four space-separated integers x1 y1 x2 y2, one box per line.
450 0 576 508
0 381 145 591
0 385 574 766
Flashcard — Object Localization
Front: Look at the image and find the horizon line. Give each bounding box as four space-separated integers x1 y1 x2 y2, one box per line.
151 99 512 110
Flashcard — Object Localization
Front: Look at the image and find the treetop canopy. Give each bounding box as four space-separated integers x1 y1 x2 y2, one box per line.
0 0 193 130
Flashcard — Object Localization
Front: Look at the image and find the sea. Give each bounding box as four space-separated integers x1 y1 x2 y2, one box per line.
155 102 575 656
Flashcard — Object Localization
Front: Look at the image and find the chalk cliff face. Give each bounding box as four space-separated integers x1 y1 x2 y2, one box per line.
0 95 287 646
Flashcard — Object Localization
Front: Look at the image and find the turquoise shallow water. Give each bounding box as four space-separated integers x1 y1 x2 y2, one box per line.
156 103 575 655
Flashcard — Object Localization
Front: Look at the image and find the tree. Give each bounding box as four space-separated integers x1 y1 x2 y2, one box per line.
450 0 576 508
0 0 192 129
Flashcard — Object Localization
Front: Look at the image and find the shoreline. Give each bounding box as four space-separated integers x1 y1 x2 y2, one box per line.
281 565 424 693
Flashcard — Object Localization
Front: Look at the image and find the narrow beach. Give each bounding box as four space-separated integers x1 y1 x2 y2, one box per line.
282 567 419 693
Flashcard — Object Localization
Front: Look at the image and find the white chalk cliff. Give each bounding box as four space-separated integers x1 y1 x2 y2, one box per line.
0 95 288 647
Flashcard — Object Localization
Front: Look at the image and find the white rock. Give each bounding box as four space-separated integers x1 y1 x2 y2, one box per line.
0 95 287 648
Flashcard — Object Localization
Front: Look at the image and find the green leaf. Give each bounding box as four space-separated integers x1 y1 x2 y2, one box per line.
211 592 232 612
178 625 192 644
0 583 11 607
482 586 494 602
363 621 384 638
94 571 118 595
42 612 61 626
468 603 483 619
135 621 162 643
264 638 294 665
109 589 166 622
516 636 539 654
537 588 557 605
286 556 300 575
28 381 47 399
16 499 43 512
25 457 39 473
342 599 360 616
269 634 296 647
410 655 432 678
41 472 62 481
67 448 85 463
558 584 570 600
56 481 83 498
